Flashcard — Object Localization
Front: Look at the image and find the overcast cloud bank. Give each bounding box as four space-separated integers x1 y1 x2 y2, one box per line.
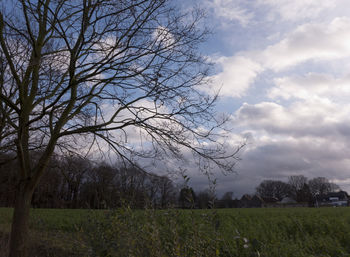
185 0 350 197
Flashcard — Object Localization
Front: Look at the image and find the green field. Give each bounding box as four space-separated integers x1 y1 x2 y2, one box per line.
1 207 350 256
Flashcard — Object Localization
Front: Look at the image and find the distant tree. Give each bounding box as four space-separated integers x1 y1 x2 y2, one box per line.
116 165 149 208
219 191 234 208
196 189 212 209
221 191 234 201
31 155 65 208
0 153 180 210
59 155 90 208
296 183 312 203
145 174 176 208
288 175 308 200
0 155 16 206
80 163 117 209
157 176 176 208
308 177 333 196
256 180 292 201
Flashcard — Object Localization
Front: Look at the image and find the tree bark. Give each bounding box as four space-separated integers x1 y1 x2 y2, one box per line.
8 181 33 257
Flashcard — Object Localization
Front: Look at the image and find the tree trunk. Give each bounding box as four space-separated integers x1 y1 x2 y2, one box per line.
8 182 33 257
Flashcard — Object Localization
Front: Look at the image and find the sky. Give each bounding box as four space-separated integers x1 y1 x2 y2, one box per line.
4 0 349 199
180 0 350 198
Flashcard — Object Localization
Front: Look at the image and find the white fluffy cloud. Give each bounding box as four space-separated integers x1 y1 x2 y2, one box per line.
269 73 350 100
261 17 350 71
257 0 335 22
207 56 262 97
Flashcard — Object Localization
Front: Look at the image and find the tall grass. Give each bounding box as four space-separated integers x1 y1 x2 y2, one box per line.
79 207 350 256
2 207 350 256
79 207 236 256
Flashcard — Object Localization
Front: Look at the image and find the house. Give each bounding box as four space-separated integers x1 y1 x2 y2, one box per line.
214 199 242 208
280 197 297 204
261 197 279 208
239 194 264 208
250 195 264 208
276 196 309 207
316 191 349 207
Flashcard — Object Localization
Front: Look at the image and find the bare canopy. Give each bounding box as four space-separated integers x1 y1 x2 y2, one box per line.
0 0 241 256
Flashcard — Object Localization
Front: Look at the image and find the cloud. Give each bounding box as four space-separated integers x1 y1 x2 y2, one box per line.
261 17 350 71
188 0 350 197
268 73 350 100
206 56 263 98
153 26 175 48
233 100 349 138
197 129 350 198
257 0 335 22
215 128 350 197
240 137 350 183
207 0 254 27
208 17 350 98
220 94 350 197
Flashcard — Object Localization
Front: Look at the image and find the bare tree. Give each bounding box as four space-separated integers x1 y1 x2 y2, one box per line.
256 180 292 201
82 163 117 209
59 155 90 208
308 177 333 197
288 175 308 191
155 175 176 208
196 189 212 209
0 1 241 255
221 191 233 201
288 175 308 200
296 183 312 203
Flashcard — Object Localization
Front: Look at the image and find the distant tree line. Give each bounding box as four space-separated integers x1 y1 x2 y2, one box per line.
0 153 177 209
1 153 342 210
189 175 342 209
255 175 340 203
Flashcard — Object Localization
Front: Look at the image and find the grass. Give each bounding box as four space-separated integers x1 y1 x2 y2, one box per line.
216 208 350 256
1 207 350 256
0 208 95 256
